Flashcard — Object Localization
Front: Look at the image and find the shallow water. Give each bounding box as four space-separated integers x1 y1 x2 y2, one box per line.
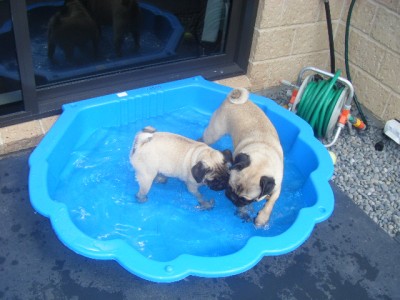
54 106 306 262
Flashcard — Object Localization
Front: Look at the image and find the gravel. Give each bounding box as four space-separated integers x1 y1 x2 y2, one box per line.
257 86 400 238
329 117 400 238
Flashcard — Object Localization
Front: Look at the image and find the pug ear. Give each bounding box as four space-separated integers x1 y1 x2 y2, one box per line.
221 149 233 164
230 153 250 171
191 161 210 183
259 176 275 198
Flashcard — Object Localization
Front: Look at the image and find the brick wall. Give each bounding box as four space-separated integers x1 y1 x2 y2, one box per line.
248 0 400 121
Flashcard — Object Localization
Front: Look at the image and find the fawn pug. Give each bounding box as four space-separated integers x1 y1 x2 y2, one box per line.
130 127 232 209
202 88 284 227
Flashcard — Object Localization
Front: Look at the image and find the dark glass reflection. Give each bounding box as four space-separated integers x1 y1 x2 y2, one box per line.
0 0 24 115
24 0 231 86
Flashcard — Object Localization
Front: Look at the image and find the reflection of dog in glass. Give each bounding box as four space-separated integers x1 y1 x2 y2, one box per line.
80 0 141 56
47 0 99 61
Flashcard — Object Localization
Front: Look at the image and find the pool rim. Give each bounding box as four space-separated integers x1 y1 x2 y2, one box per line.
28 76 334 282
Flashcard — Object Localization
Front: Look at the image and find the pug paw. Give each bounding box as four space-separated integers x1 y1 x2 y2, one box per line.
196 198 215 210
135 194 148 203
254 215 269 228
234 210 252 223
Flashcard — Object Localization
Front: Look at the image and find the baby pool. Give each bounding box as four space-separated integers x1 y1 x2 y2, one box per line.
29 76 334 282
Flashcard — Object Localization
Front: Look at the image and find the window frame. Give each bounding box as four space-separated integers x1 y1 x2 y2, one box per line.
0 0 259 127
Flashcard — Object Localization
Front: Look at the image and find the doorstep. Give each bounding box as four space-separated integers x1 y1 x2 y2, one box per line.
0 76 252 156
0 115 59 156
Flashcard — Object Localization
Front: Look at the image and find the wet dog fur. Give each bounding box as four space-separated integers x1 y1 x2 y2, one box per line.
202 88 284 227
130 126 232 209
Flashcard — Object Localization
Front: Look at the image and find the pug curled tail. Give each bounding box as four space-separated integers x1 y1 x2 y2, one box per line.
131 126 168 185
228 88 249 105
200 87 250 145
130 126 156 156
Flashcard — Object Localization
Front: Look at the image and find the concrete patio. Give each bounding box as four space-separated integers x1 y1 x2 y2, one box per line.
1 148 399 299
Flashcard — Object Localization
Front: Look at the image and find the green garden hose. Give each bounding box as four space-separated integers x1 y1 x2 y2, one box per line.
296 70 344 138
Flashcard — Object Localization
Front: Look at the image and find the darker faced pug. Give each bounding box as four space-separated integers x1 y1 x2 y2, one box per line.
202 88 284 227
130 127 232 209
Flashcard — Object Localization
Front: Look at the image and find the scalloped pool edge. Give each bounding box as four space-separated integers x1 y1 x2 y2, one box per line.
29 76 334 282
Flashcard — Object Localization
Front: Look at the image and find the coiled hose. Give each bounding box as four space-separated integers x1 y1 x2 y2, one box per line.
296 70 344 138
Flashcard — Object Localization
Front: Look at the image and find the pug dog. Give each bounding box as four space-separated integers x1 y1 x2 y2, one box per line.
47 0 99 60
202 88 284 227
130 126 232 209
80 0 141 56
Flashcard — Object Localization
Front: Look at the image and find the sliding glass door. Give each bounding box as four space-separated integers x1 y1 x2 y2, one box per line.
0 0 258 126
0 0 24 116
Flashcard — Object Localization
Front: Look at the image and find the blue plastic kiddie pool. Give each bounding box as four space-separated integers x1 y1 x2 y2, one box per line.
29 76 334 282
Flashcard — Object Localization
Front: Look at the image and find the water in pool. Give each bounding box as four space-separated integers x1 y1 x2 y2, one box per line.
54 106 307 262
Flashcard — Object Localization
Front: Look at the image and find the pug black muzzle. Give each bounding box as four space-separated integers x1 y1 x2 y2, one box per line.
225 185 255 207
205 170 230 191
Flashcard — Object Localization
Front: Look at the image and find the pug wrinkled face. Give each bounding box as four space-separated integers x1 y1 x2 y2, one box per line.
225 153 276 207
225 185 256 207
191 149 233 191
